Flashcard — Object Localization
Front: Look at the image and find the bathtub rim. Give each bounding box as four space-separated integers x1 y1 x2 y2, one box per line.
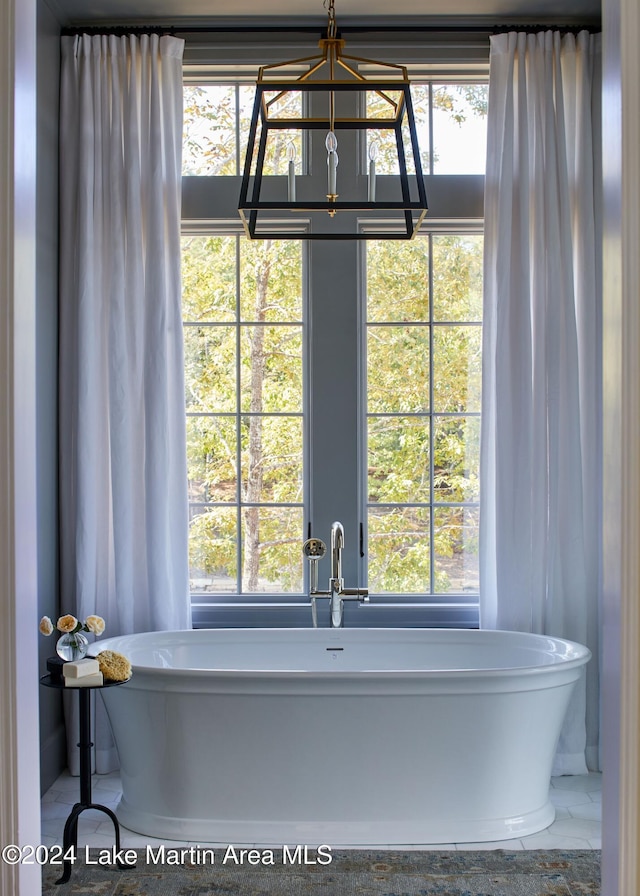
91 627 591 692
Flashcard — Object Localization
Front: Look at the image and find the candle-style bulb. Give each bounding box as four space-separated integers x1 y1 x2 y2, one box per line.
287 142 296 203
325 131 338 154
368 140 378 202
326 131 338 197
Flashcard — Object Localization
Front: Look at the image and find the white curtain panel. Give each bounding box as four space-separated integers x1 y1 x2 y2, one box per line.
58 34 190 772
480 30 602 774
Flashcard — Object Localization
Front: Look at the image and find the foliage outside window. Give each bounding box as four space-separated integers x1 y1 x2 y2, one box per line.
365 235 482 594
183 237 304 594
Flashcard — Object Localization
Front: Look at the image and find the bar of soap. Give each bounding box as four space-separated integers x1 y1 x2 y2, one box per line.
62 658 100 679
64 671 104 687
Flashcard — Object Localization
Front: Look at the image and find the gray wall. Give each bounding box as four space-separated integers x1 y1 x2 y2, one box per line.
37 0 65 793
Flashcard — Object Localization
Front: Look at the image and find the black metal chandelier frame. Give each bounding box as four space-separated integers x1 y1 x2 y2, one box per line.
238 1 428 240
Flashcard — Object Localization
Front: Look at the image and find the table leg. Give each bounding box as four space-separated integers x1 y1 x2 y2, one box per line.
55 688 132 885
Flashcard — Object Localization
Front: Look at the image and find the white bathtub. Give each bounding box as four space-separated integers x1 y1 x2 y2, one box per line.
95 627 590 845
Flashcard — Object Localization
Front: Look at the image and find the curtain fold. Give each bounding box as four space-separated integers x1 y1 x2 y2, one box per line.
59 33 191 773
480 30 602 774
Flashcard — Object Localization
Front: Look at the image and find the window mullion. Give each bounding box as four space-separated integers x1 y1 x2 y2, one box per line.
428 231 435 595
235 235 243 592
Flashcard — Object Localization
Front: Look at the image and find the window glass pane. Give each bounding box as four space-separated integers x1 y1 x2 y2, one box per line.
239 87 303 178
366 240 429 323
241 416 303 504
258 127 302 178
433 416 480 503
184 325 236 413
187 416 237 504
183 85 238 176
433 506 479 593
432 234 483 322
432 324 481 413
410 84 430 174
367 126 402 176
258 90 303 177
432 84 488 174
183 85 304 178
189 506 238 594
241 507 304 592
368 507 430 593
367 326 429 413
240 240 303 322
368 416 430 503
182 236 237 322
239 85 256 169
240 325 303 413
366 84 429 175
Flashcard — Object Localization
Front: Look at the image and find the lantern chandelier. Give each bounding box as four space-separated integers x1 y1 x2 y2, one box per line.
238 0 428 240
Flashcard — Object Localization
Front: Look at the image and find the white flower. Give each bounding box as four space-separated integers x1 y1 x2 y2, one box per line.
39 616 54 636
56 614 78 633
84 615 105 636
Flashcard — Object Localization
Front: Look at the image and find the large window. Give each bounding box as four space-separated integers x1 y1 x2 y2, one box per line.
181 61 487 625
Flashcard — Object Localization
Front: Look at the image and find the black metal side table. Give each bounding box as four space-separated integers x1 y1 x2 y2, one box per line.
40 671 132 885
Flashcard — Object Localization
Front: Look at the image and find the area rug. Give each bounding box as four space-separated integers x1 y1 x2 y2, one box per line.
41 848 600 895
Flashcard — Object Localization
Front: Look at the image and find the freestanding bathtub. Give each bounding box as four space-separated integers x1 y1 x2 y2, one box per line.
95 627 590 845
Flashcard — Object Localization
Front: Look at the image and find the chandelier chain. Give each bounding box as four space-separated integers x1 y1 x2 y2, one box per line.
324 0 337 37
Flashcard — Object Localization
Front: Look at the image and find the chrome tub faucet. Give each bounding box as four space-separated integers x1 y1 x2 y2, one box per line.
303 521 369 627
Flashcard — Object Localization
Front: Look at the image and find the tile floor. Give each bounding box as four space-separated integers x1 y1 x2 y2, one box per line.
41 770 602 851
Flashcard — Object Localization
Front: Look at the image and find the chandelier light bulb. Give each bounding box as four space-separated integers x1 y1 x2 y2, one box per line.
326 131 338 196
368 141 378 202
287 142 296 202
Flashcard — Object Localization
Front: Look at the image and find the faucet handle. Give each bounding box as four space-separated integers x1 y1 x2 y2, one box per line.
341 587 369 603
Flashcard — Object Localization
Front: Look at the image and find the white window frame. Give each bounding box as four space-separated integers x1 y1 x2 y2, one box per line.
181 36 487 628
